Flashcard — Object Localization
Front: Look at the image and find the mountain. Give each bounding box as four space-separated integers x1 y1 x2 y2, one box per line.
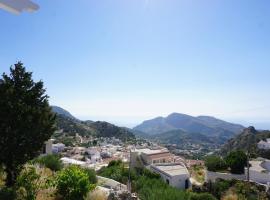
51 106 78 120
133 113 244 140
220 126 270 158
54 108 135 141
150 129 212 145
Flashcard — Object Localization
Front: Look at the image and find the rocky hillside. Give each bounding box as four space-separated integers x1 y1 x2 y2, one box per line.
53 106 135 141
220 126 270 158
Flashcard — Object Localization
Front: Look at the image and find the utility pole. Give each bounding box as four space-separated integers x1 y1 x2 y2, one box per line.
128 149 132 192
247 151 250 182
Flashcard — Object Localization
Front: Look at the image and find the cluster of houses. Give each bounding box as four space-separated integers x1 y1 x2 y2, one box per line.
44 137 270 192
131 147 191 189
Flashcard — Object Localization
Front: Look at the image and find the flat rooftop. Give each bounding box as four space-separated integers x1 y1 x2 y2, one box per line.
136 148 169 155
151 164 189 177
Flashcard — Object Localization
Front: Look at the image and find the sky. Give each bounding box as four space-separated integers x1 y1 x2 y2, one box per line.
0 0 270 129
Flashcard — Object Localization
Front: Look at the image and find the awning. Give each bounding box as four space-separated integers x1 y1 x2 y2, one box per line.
0 0 39 14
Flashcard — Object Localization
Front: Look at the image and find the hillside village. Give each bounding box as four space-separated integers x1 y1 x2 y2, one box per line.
1 1 270 199
37 106 270 200
0 64 270 200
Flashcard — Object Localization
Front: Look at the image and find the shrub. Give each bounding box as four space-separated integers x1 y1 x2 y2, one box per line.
83 168 97 184
225 151 247 174
205 156 227 172
56 165 95 200
108 160 122 167
189 193 217 200
15 166 41 200
35 154 63 172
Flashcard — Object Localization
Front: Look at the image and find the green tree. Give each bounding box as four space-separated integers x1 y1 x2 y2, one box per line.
205 156 227 172
225 151 247 174
0 62 55 186
56 165 95 200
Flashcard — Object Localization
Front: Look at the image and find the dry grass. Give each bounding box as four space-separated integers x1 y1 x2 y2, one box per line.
86 188 108 200
190 165 205 183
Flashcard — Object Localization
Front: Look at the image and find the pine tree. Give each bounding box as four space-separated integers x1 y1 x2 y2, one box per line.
0 62 55 186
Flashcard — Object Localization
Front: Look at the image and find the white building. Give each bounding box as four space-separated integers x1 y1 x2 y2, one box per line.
52 143 65 154
257 139 270 150
247 158 270 185
131 148 174 166
86 148 102 164
43 139 54 155
60 157 87 167
150 163 190 189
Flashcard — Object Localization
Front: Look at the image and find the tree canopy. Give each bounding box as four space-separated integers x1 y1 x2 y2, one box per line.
0 62 55 186
225 150 247 174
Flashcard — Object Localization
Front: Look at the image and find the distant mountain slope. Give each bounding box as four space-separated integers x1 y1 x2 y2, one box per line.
220 126 270 158
151 129 212 145
51 106 78 120
55 110 135 141
133 113 244 140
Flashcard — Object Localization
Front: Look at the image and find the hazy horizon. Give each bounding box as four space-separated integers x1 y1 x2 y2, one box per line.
1 0 270 129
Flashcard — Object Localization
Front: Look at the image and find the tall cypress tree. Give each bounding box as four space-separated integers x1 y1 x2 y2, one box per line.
0 62 55 186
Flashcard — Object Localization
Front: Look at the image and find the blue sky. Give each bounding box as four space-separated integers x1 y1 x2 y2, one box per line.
1 0 270 128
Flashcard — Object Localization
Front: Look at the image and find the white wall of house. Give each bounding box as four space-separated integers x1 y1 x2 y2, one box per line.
150 165 190 189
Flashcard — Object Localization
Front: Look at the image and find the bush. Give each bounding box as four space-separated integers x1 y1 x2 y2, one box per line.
15 166 41 200
56 165 95 200
189 193 217 200
35 154 63 172
225 151 247 174
108 160 122 167
83 168 97 184
205 156 227 172
133 176 189 200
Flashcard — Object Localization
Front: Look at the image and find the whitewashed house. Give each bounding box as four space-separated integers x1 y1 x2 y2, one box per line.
86 148 102 164
52 143 65 154
150 163 190 189
247 158 270 185
257 139 270 150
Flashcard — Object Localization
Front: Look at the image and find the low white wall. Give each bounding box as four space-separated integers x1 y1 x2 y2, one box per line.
206 170 246 182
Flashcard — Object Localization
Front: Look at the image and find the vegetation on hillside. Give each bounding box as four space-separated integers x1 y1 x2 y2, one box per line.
55 114 135 141
205 151 247 174
98 160 217 200
193 178 269 200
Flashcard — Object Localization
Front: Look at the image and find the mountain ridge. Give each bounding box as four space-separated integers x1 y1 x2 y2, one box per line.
52 106 135 141
133 113 245 141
